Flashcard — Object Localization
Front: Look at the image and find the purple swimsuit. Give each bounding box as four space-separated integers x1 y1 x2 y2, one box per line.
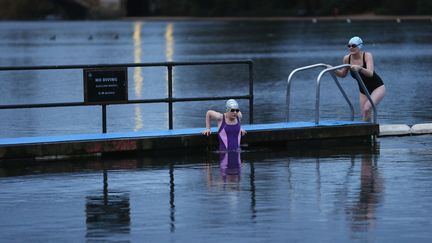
218 115 241 151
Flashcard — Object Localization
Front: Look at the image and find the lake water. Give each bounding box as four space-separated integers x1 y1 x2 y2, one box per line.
0 20 431 136
0 19 432 242
1 135 432 242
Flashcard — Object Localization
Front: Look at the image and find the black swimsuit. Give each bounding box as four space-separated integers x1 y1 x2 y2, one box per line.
349 52 384 95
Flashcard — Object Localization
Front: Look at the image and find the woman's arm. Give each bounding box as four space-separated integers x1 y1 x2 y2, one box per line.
333 55 350 77
237 111 247 136
202 110 222 136
350 52 374 77
362 52 374 77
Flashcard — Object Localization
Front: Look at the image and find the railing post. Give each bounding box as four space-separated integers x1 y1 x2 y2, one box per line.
248 61 254 124
102 104 107 133
315 76 321 124
167 64 173 129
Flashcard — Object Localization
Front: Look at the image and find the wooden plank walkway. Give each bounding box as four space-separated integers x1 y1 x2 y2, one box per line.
0 120 378 161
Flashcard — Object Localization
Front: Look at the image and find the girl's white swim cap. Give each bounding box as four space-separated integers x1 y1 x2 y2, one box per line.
226 99 239 112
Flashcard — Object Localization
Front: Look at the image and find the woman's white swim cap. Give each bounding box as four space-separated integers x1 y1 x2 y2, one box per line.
226 99 239 112
348 36 364 49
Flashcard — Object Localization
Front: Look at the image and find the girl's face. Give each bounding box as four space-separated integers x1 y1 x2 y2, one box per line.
227 109 239 119
347 43 360 54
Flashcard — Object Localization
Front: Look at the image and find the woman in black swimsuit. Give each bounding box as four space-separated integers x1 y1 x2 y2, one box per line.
333 36 386 122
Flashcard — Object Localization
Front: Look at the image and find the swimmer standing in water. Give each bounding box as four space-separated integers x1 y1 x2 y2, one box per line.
331 36 385 121
202 99 247 151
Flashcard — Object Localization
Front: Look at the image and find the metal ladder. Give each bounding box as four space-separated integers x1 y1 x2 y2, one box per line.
286 63 377 124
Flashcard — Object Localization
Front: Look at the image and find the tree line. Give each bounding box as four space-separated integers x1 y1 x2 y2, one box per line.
0 0 431 20
147 0 432 17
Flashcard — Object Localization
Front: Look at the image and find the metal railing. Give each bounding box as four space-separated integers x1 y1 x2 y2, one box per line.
0 60 254 133
317 64 377 124
286 63 377 124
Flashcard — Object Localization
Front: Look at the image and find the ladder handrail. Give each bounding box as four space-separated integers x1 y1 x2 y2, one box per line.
286 63 355 123
286 63 328 121
316 64 377 124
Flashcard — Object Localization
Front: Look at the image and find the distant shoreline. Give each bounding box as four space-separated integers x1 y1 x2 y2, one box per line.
124 14 432 22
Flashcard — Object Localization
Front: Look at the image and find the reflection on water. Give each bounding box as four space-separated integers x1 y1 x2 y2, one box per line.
169 162 175 232
133 21 144 131
206 151 243 191
85 170 130 240
165 23 174 62
86 192 130 237
219 151 242 183
348 154 383 235
133 21 143 97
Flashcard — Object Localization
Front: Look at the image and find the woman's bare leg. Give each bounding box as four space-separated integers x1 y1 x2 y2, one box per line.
360 85 385 121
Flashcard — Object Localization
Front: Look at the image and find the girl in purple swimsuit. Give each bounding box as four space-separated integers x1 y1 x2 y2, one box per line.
333 36 386 122
202 99 247 151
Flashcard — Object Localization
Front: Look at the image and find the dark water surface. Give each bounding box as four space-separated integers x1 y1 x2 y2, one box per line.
0 20 431 137
1 135 432 242
1 20 432 242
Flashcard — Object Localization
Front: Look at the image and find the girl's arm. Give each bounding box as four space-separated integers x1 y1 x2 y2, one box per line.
350 52 374 78
237 111 247 136
333 55 350 77
202 110 222 136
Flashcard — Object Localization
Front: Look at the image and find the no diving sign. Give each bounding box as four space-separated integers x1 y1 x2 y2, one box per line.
84 67 128 104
